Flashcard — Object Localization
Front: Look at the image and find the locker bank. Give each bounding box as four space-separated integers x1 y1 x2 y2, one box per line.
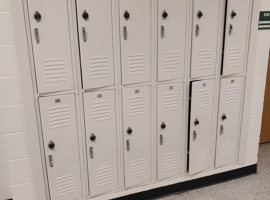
2 0 268 199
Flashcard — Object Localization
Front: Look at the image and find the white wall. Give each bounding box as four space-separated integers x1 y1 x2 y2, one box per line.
0 0 34 199
0 0 269 199
246 0 270 163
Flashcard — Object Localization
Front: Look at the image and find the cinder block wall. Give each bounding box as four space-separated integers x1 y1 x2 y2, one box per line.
246 0 270 163
0 0 269 199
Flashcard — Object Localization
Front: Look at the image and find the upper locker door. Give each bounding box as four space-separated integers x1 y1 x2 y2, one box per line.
158 0 187 81
222 0 252 76
77 0 115 89
119 0 151 85
215 77 244 167
39 94 82 200
83 90 118 196
122 86 152 187
157 83 184 180
191 0 221 78
28 0 74 94
189 79 215 175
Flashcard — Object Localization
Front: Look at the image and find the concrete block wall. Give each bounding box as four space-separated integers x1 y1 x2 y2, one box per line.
246 0 270 163
0 0 268 199
0 0 34 199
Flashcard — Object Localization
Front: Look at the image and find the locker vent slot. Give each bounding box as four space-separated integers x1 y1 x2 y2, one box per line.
225 85 239 104
43 58 67 83
91 100 111 122
163 152 178 172
48 105 71 129
55 173 76 197
220 142 234 160
95 166 113 187
194 147 208 168
88 56 110 79
128 95 146 116
127 54 146 75
196 88 212 108
196 49 214 70
162 91 180 112
163 51 182 72
227 48 243 70
130 159 147 178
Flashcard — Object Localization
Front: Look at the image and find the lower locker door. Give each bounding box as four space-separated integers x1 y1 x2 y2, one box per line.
39 94 82 200
215 77 244 167
122 86 152 187
83 90 118 196
189 80 215 175
157 83 184 180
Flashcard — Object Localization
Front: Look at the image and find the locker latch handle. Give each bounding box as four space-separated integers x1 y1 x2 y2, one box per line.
90 147 94 159
193 130 197 141
82 10 89 20
127 127 133 135
82 27 87 42
162 11 168 19
49 155 54 168
195 24 200 37
161 122 166 129
220 125 224 135
160 135 164 145
123 26 128 40
34 11 42 22
197 10 203 19
34 28 40 44
229 24 233 36
221 114 227 121
231 10 237 19
161 25 165 39
126 140 130 151
48 141 55 150
90 133 96 142
194 118 200 126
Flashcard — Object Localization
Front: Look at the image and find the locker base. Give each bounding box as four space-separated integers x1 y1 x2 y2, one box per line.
114 164 257 200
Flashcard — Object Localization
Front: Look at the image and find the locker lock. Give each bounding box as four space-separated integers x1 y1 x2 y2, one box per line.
194 118 200 126
34 11 42 22
124 11 130 20
90 133 96 142
162 11 168 19
127 127 133 135
221 114 227 121
231 10 237 19
197 10 203 19
82 10 89 20
48 141 55 150
161 122 166 129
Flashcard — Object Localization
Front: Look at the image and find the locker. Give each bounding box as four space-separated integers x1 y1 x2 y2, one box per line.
191 0 222 78
157 83 184 180
215 77 244 167
39 94 82 200
83 90 118 196
28 0 74 94
119 0 151 85
189 79 215 175
158 0 187 81
122 86 152 187
77 0 115 89
222 0 252 76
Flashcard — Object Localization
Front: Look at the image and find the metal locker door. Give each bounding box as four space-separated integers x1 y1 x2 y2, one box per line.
189 79 215 175
39 94 82 200
28 0 74 94
119 0 151 85
83 90 118 196
222 0 252 76
77 0 115 89
215 77 244 167
158 0 187 82
122 86 152 187
157 83 184 180
191 0 221 78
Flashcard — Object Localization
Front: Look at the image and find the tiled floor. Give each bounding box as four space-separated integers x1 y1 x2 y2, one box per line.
157 143 270 200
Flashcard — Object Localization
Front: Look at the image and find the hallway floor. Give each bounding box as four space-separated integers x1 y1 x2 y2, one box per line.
157 143 270 200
